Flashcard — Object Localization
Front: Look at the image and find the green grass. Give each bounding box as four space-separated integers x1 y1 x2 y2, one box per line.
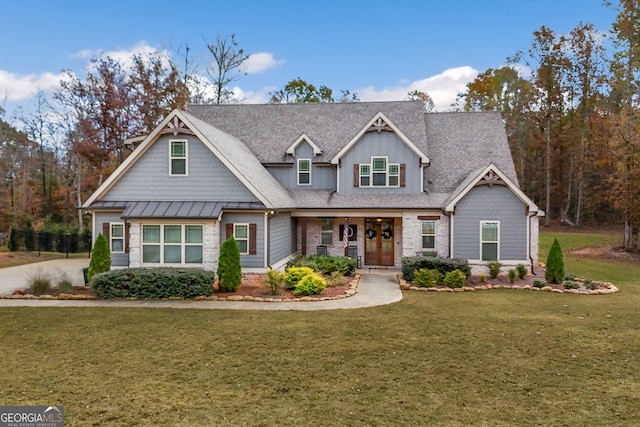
0 251 89 268
0 231 639 426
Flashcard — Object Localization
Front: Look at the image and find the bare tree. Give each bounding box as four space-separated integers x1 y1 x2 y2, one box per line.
206 34 249 104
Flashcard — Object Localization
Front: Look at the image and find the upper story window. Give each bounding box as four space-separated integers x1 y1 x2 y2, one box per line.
170 140 187 175
297 159 311 185
359 156 400 187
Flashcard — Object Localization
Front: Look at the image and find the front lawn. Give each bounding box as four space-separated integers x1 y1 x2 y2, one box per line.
0 230 638 426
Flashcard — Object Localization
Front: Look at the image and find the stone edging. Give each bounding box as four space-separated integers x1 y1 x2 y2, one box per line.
0 274 361 303
398 275 619 295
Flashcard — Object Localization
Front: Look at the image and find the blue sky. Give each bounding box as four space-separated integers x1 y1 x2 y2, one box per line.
0 0 616 118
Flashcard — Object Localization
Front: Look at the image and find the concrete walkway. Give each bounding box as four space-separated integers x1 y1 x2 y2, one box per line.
0 262 403 310
0 258 89 294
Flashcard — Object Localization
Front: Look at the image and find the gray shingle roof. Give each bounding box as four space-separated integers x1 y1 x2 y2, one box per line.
288 190 449 209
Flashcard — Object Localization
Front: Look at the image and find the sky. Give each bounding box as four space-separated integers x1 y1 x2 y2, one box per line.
0 0 618 120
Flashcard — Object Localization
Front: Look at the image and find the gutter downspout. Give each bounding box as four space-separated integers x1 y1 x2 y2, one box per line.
528 210 537 275
443 210 453 258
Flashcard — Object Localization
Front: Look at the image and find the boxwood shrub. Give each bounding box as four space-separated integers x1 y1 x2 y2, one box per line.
90 268 215 299
402 256 471 282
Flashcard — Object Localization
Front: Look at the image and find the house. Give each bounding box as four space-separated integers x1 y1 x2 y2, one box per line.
83 101 543 274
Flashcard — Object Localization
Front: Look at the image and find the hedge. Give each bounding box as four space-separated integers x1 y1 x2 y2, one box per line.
402 256 471 282
286 255 356 276
90 268 215 299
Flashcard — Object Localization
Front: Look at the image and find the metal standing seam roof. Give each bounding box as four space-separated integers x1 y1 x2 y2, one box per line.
89 201 265 219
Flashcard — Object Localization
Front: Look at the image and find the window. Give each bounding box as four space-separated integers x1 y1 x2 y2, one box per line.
359 157 400 187
234 224 249 254
170 140 187 175
297 159 311 185
321 219 333 245
421 220 435 250
481 221 499 261
142 224 203 264
110 223 124 253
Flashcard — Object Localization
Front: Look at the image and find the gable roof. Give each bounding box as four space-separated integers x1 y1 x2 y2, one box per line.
444 163 539 213
286 133 322 156
83 110 294 210
187 101 429 164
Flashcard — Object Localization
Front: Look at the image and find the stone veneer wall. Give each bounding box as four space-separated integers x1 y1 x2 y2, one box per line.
401 212 449 258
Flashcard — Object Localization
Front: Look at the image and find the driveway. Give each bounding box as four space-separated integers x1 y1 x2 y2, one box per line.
0 258 90 294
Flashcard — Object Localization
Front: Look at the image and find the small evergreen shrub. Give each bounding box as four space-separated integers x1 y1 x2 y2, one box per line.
7 228 19 252
402 256 470 282
533 279 547 288
91 268 215 299
285 266 315 289
217 236 242 292
563 280 580 290
488 261 502 279
508 269 517 284
88 233 111 280
264 269 285 295
585 279 597 290
293 272 327 296
479 273 486 283
413 268 443 287
443 269 466 288
286 255 356 276
516 264 528 280
545 238 565 284
564 273 576 281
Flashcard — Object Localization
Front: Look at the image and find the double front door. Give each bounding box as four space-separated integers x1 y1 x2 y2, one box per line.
364 219 394 266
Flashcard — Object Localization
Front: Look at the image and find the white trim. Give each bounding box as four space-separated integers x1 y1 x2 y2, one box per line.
330 112 429 165
359 156 400 188
480 220 500 262
234 223 250 255
286 133 322 156
297 158 312 186
264 213 269 268
140 223 204 266
420 220 436 251
445 164 539 213
110 222 125 253
169 139 188 176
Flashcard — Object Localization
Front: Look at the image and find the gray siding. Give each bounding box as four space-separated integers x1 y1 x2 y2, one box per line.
94 211 129 267
269 212 294 264
220 212 265 268
266 141 336 190
103 135 259 202
339 132 422 194
453 186 527 260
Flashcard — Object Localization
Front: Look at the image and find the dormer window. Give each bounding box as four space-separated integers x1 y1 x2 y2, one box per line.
170 140 187 175
359 156 400 187
297 159 311 185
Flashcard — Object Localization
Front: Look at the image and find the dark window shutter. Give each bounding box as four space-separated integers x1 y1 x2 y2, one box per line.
353 164 359 187
400 163 406 187
125 223 130 253
102 222 110 240
226 223 233 240
249 223 257 255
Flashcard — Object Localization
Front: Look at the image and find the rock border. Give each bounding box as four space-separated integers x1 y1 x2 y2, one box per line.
0 274 361 303
398 275 619 295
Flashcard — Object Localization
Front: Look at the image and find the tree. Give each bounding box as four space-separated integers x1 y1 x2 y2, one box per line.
206 34 249 105
217 236 242 292
269 77 335 103
545 238 565 284
88 232 111 280
406 90 435 112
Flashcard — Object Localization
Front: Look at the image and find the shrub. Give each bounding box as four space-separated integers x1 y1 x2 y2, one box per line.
293 272 327 296
488 261 502 279
532 279 547 288
264 269 285 295
286 255 356 276
7 228 19 252
443 269 466 288
516 264 528 280
413 268 442 287
91 268 215 299
479 273 486 283
585 279 598 290
26 270 54 295
402 256 470 282
217 236 242 292
545 238 565 284
563 280 580 290
508 269 517 284
56 272 73 294
325 271 347 287
285 266 315 290
88 233 111 281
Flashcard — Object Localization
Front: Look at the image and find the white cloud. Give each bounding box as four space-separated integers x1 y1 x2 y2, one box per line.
239 52 284 75
232 85 275 104
0 70 63 101
72 41 166 70
357 66 479 111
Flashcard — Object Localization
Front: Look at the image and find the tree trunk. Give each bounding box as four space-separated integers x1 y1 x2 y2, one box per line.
545 116 551 226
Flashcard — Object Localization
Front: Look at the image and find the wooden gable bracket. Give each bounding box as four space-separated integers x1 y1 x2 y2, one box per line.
366 117 393 133
160 116 195 136
475 169 506 187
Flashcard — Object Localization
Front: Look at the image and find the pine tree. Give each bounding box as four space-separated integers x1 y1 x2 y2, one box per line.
88 233 111 281
7 228 20 252
545 238 565 284
217 236 242 292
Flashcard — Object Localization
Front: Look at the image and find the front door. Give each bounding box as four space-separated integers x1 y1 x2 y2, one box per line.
364 219 394 266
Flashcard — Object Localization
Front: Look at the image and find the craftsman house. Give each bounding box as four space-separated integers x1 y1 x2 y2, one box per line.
83 101 543 273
